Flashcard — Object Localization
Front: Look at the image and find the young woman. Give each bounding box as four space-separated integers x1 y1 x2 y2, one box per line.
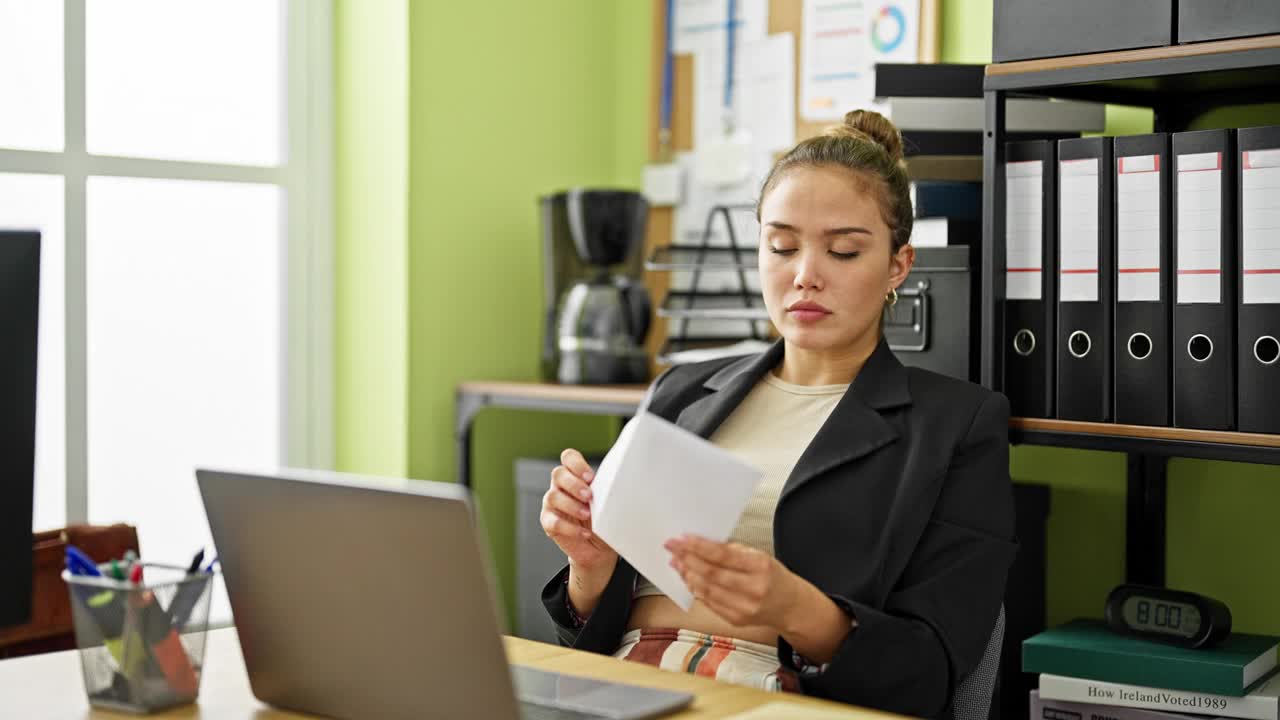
539 110 1015 718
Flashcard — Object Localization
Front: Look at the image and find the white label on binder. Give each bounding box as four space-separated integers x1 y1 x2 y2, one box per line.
1117 154 1162 302
1176 151 1222 304
1006 160 1043 300
1059 158 1099 303
1242 149 1280 304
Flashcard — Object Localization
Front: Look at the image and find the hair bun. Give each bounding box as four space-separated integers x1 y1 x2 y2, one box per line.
822 109 905 165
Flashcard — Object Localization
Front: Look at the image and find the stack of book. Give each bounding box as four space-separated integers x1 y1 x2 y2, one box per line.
874 63 1105 183
1025 619 1280 719
908 180 979 248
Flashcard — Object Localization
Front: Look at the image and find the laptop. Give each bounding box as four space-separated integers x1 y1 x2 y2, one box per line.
196 467 693 720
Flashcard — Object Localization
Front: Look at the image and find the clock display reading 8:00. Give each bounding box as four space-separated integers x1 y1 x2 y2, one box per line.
1122 596 1201 638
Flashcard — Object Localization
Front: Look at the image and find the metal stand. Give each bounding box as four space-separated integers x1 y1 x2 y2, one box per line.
1125 453 1167 587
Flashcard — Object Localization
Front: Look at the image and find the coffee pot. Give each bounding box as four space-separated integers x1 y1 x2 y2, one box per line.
540 189 651 384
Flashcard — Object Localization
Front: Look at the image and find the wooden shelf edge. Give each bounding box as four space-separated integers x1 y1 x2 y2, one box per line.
1009 417 1280 449
985 34 1280 78
458 381 648 405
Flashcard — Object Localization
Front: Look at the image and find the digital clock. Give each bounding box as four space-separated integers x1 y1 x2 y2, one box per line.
1105 584 1232 649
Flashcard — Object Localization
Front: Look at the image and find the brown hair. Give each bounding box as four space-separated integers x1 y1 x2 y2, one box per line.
756 109 913 254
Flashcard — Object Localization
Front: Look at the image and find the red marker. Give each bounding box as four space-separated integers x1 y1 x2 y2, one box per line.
129 563 143 584
130 590 198 697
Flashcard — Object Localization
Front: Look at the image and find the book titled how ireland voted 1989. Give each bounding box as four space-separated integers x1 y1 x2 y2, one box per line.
1037 672 1280 720
1030 689 1235 720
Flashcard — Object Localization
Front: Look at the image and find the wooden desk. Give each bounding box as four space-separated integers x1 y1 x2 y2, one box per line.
0 627 900 718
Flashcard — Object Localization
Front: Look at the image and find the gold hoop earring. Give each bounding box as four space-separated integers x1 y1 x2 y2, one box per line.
886 288 898 307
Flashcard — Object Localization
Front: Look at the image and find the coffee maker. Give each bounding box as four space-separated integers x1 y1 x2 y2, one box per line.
540 189 651 384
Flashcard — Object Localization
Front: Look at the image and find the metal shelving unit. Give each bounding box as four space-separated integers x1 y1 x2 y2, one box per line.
1008 418 1280 464
982 34 1280 588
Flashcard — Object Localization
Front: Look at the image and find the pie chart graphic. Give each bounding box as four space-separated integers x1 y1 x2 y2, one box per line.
871 5 907 54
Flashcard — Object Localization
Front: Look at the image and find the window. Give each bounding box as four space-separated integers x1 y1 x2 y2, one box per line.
85 0 284 166
0 1 332 624
0 0 63 152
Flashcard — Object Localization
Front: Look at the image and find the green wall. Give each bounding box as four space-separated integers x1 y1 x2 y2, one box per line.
944 0 1280 636
614 2 653 188
337 0 1280 635
405 1 651 628
335 1 648 627
334 0 409 477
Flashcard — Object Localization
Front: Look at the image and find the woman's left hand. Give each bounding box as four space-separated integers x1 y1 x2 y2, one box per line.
665 534 800 629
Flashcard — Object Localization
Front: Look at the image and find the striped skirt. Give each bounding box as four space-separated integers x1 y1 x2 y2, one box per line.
613 628 801 693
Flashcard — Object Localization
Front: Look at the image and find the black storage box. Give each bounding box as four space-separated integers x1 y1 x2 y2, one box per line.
993 0 1173 62
885 242 981 383
1179 1 1280 43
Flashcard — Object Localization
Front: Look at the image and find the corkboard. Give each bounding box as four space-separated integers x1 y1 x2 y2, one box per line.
641 0 940 374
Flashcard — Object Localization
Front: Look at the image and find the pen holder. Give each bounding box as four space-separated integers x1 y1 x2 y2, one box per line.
62 564 215 714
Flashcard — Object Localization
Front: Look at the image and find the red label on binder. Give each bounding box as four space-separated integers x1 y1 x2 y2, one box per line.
1119 155 1160 174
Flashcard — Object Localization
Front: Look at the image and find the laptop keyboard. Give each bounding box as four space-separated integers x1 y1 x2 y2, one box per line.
510 665 691 720
519 701 613 720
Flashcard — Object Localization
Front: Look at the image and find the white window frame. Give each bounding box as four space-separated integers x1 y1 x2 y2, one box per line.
0 0 334 523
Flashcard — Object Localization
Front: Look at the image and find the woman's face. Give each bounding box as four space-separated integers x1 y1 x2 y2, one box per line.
758 165 913 354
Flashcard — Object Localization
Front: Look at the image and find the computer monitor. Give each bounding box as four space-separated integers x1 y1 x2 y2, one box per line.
0 231 40 629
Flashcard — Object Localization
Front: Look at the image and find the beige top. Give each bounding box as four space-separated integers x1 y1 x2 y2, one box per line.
634 372 849 598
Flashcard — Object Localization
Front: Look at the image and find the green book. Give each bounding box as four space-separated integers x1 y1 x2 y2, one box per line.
1023 619 1280 697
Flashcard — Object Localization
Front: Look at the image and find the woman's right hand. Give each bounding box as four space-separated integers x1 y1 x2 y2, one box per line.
541 448 618 574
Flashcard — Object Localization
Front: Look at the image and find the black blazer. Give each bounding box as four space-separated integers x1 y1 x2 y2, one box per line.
542 339 1016 718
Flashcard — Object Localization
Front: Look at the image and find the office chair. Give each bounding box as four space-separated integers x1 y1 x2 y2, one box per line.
953 604 1006 720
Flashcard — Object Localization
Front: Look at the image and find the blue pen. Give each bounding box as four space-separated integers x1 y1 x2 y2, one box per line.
65 545 120 652
202 555 218 573
65 545 103 576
